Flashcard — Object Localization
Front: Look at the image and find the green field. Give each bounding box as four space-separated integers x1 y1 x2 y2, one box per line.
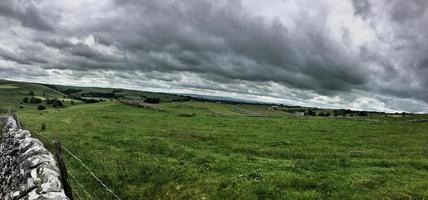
1 80 428 199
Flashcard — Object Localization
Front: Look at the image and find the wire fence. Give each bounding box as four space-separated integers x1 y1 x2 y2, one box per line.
69 169 94 200
5 111 122 200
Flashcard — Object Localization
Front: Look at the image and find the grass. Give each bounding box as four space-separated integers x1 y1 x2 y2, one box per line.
2 80 428 199
15 101 428 200
0 80 69 112
52 84 189 102
0 83 19 89
160 101 245 116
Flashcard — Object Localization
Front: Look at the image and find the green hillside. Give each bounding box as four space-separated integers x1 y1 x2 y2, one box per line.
0 80 68 112
1 80 428 199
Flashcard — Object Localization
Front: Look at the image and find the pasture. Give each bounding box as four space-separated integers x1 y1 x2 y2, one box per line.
1 80 428 199
17 102 428 199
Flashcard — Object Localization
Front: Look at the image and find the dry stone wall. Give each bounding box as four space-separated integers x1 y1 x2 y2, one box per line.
0 116 69 200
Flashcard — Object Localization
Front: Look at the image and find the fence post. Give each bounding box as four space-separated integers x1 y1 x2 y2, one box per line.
54 140 74 200
12 113 21 129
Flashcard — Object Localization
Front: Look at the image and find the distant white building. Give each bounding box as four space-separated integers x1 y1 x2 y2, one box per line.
293 112 305 117
267 106 279 110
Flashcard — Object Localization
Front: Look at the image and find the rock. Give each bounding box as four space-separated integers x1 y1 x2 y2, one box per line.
0 116 69 200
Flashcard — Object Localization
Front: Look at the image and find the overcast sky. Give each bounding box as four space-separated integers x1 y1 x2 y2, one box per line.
1 0 428 112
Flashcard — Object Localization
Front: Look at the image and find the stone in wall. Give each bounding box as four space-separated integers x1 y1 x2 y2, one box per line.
0 116 69 200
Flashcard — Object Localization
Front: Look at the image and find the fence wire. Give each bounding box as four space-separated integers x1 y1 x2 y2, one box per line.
10 113 122 200
69 169 94 200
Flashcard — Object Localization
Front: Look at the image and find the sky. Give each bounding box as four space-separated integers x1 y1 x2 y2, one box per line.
1 0 428 113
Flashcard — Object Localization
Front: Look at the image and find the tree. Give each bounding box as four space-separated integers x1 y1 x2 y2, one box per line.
333 109 345 116
305 109 316 116
144 97 160 104
23 97 29 103
52 99 63 107
333 110 339 116
358 111 368 117
81 98 99 103
29 97 42 103
46 98 54 104
37 105 46 110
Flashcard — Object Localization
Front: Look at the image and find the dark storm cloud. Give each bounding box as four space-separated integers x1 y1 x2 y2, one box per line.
88 0 369 95
0 46 49 65
389 0 428 23
0 48 32 65
0 1 55 31
369 0 428 104
1 0 428 112
352 0 371 18
35 37 73 50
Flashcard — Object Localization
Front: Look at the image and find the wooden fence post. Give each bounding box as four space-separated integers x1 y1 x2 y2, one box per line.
54 140 74 200
12 113 21 129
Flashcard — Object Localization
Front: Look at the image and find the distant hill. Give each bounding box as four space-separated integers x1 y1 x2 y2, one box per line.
179 93 268 104
0 79 419 116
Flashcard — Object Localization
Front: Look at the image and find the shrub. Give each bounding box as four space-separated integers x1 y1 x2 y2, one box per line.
60 88 82 95
358 111 368 117
41 123 46 131
28 91 34 96
333 110 341 116
46 98 54 104
23 97 29 103
71 100 75 105
306 109 316 116
81 92 118 98
144 97 160 104
46 98 64 107
178 113 196 117
52 99 63 107
37 105 46 110
81 98 99 103
29 97 42 103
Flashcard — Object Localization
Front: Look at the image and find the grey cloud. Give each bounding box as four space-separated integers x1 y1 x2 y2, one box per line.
352 0 371 18
67 43 118 63
1 0 428 112
104 0 369 95
35 37 73 49
389 0 428 23
0 47 49 65
0 48 32 65
0 1 55 31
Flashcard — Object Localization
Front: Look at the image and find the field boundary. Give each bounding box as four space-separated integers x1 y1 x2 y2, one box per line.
14 113 122 200
0 116 69 199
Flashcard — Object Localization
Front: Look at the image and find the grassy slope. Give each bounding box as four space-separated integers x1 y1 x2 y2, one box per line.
53 84 188 102
0 80 71 113
16 101 428 200
160 101 246 116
